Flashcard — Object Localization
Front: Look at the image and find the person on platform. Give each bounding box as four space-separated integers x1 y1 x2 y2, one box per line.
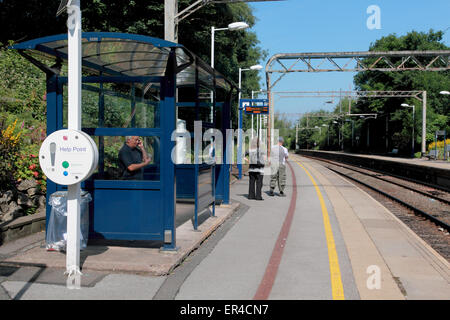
269 136 289 197
118 136 150 180
245 137 266 200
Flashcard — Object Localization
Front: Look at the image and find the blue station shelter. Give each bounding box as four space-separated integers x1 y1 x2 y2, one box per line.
10 32 237 250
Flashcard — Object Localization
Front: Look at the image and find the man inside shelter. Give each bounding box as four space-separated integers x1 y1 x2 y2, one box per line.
118 136 151 180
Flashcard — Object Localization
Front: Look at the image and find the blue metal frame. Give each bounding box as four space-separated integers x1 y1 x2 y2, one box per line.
194 164 216 229
13 32 235 250
238 104 243 180
216 91 233 203
175 163 215 230
238 99 269 179
10 32 183 51
46 75 171 243
161 48 177 249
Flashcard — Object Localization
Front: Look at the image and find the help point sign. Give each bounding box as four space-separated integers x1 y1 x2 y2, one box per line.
39 129 98 185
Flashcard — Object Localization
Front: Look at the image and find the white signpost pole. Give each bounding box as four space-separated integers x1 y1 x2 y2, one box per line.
66 0 82 286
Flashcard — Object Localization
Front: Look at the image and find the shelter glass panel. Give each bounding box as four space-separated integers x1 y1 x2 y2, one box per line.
92 135 160 181
62 82 160 128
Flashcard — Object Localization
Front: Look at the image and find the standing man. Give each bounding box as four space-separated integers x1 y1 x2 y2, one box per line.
118 136 150 180
269 136 289 197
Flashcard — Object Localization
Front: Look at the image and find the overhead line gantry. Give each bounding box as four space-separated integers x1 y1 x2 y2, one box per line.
265 50 450 153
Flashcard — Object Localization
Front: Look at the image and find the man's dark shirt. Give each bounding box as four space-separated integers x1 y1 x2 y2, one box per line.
118 143 144 180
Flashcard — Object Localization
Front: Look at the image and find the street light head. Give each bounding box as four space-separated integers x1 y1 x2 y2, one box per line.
440 90 450 95
227 22 249 31
250 64 263 71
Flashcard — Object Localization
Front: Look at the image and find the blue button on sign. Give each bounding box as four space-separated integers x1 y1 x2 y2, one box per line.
63 171 68 176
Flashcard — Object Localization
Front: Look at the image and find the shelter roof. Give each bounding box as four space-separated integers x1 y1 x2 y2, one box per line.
10 32 236 91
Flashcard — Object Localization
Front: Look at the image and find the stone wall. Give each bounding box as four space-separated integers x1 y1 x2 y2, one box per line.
0 179 46 224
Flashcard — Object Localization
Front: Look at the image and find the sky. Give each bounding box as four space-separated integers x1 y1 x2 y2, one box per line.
247 0 450 116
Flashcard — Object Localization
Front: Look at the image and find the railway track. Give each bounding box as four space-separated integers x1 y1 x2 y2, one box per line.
303 155 450 232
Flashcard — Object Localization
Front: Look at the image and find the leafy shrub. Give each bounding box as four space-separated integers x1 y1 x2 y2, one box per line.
0 117 21 190
0 44 47 121
15 121 47 191
0 115 47 192
428 139 450 150
428 139 450 159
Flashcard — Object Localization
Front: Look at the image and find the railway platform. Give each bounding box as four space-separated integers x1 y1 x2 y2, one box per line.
0 155 449 300
299 150 450 190
300 149 450 170
176 154 449 300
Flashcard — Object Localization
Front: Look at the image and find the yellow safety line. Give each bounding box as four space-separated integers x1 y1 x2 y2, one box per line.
293 157 345 300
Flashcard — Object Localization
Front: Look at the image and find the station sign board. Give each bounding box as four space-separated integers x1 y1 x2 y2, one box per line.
241 99 269 115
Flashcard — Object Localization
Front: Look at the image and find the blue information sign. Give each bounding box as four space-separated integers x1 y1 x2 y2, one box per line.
241 99 269 115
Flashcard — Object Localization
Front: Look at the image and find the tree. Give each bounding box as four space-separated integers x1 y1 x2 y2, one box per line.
0 44 47 121
0 1 266 128
273 112 295 149
353 30 450 155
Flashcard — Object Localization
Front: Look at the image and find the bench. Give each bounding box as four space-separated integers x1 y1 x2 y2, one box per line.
425 149 439 160
387 148 399 156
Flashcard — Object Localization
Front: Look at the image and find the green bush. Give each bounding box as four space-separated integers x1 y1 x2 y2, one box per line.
0 117 21 190
0 114 47 192
0 44 47 121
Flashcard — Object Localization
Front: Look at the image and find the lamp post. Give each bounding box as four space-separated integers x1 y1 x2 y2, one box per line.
56 0 84 286
322 124 329 147
401 103 415 157
439 91 449 160
251 89 265 139
337 117 344 151
332 120 338 150
345 119 355 148
211 22 249 70
238 64 263 179
314 125 322 135
314 126 321 149
359 115 377 151
210 22 249 121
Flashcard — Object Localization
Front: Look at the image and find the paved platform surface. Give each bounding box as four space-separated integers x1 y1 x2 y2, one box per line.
175 155 449 300
175 156 360 299
0 155 449 300
1 202 240 276
296 155 449 299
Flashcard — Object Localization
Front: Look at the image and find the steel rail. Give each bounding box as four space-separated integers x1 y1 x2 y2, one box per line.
311 156 450 206
300 153 450 193
326 166 450 232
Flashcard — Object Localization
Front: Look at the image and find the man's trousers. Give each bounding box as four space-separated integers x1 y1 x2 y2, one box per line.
249 171 264 200
270 164 286 192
